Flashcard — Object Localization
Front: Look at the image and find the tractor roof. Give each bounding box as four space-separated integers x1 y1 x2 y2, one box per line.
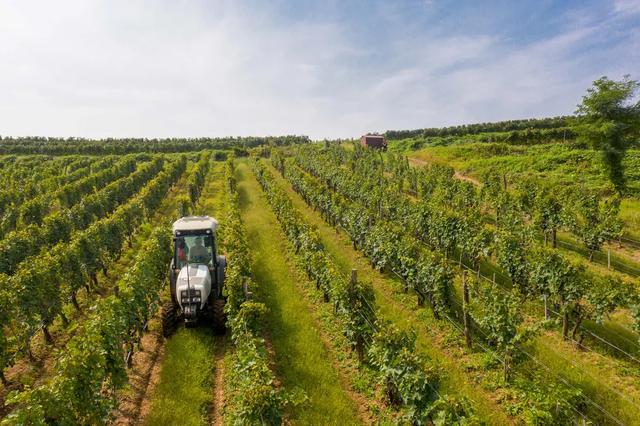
172 216 219 234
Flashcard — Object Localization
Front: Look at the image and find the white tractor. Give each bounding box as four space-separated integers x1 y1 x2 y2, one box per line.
162 216 226 336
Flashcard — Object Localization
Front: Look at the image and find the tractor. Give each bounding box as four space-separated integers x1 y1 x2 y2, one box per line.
161 216 226 336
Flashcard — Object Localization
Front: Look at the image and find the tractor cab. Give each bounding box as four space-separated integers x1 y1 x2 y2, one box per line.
166 216 226 330
173 217 218 268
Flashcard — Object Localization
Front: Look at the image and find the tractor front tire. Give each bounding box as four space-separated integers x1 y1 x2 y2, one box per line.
212 298 226 335
161 300 178 338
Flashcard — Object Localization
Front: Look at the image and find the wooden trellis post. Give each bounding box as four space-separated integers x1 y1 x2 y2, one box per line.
462 271 472 348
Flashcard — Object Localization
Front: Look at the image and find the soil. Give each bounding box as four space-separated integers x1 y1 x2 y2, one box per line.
211 336 227 426
113 320 166 426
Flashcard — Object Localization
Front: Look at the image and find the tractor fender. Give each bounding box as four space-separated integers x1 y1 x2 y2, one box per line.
216 255 226 297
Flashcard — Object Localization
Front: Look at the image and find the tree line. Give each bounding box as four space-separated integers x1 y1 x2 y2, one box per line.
0 135 310 155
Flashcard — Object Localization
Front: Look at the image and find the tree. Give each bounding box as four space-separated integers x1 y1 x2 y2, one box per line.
574 75 640 194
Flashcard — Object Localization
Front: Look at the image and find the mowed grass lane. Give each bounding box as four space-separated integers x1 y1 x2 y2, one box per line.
144 160 226 426
235 160 361 425
270 160 640 425
265 162 514 425
144 329 215 426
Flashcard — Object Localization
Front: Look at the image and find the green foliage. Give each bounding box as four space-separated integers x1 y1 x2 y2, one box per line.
469 277 539 381
509 378 585 426
574 75 640 193
533 191 565 247
0 155 162 275
428 395 481 426
0 136 310 155
495 231 530 293
368 323 440 423
267 152 484 423
188 152 211 207
252 158 377 355
222 155 289 425
3 226 172 425
567 192 623 259
385 116 571 141
529 247 578 310
0 158 185 377
281 147 454 319
176 194 192 217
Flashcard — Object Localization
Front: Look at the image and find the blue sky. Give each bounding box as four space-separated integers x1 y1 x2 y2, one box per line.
0 0 638 139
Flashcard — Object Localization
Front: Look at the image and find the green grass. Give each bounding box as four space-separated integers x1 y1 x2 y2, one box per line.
235 160 361 425
144 328 216 426
620 199 640 241
406 142 640 194
270 160 640 425
397 141 640 279
144 160 227 426
263 162 514 424
194 159 226 216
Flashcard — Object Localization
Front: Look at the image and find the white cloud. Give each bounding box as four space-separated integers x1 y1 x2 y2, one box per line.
0 0 358 138
614 0 640 16
0 0 637 139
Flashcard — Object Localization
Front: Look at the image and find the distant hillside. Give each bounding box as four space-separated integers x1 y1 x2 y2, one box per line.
385 116 573 143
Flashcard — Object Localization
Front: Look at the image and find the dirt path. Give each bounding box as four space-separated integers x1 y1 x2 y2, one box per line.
112 320 166 425
408 156 480 185
211 336 227 426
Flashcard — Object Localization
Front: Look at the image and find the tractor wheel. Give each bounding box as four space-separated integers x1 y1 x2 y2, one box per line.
212 298 226 335
161 300 178 338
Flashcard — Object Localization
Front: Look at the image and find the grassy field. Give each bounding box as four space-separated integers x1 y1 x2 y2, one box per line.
235 160 362 425
272 155 640 425
264 162 514 424
402 142 640 195
2 146 639 426
144 328 216 426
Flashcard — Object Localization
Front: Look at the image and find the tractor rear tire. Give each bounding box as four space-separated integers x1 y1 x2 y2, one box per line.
161 300 178 338
212 298 226 335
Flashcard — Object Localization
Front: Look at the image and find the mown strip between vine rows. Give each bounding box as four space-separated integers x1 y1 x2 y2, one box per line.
142 153 224 426
252 157 491 425
276 148 639 425
236 159 362 424
263 159 514 425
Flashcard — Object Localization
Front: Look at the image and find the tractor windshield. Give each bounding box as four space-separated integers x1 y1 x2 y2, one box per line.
175 234 213 268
